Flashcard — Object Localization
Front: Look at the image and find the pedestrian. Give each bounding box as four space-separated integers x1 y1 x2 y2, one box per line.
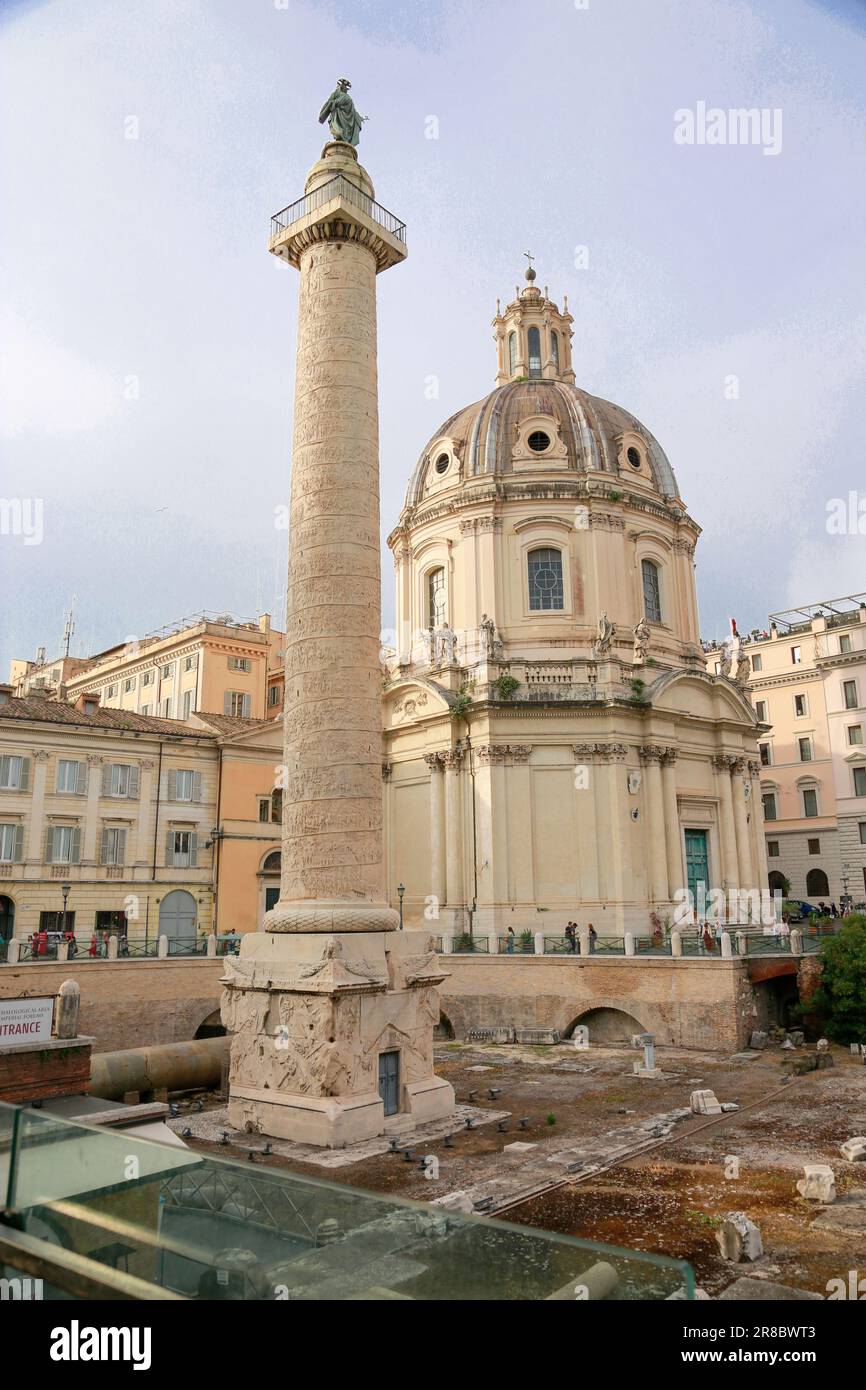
588 923 597 954
506 926 515 954
702 920 715 954
830 901 839 918
89 933 98 958
35 928 48 957
65 928 77 959
564 922 576 953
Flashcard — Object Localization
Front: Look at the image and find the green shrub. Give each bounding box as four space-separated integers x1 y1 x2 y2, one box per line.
492 674 520 701
808 920 866 1043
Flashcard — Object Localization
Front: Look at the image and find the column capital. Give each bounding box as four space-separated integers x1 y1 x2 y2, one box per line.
639 744 668 764
381 762 392 781
747 759 762 778
423 752 444 771
441 748 464 769
595 742 629 762
711 754 737 773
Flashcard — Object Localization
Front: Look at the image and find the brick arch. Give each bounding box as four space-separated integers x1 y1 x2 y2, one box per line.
564 1006 647 1043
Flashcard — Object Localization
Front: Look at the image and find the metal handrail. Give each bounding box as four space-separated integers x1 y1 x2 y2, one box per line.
270 174 406 243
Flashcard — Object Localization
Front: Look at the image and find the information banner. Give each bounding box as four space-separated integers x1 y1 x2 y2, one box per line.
0 996 55 1046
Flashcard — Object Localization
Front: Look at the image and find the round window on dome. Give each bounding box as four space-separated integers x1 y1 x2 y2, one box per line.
434 453 450 474
527 431 551 454
627 446 643 469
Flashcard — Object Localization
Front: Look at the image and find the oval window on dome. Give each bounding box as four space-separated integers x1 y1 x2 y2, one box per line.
627 446 643 469
527 430 551 454
434 453 450 475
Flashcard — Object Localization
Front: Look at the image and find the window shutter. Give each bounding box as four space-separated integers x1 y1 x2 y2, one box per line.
167 770 177 801
70 827 81 864
102 764 112 796
54 762 62 793
165 830 175 867
128 765 140 799
13 824 24 863
0 756 8 786
189 833 198 867
45 826 54 864
19 757 30 791
223 691 232 715
192 771 202 802
242 694 251 717
117 829 127 866
77 761 88 795
101 828 110 864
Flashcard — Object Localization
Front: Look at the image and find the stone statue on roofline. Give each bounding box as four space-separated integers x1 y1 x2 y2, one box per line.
319 78 368 147
632 616 651 665
593 611 615 657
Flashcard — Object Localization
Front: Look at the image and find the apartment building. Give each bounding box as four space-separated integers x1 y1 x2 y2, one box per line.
12 612 286 724
706 594 866 906
0 693 284 949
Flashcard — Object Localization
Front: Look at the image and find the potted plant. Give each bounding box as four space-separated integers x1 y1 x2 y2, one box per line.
519 929 534 954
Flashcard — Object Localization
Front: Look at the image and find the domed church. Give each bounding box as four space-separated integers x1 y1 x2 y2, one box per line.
382 267 766 935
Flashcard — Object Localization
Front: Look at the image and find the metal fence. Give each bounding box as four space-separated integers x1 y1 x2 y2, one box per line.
270 175 407 244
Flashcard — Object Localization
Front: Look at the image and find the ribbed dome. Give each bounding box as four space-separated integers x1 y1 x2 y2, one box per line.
404 379 681 507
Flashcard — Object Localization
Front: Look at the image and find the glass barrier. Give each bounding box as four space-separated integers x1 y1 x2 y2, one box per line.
0 1101 693 1300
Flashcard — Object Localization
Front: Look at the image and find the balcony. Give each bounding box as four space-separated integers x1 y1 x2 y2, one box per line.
270 175 406 244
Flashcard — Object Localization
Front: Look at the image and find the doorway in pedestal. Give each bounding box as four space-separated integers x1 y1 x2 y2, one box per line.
378 1049 400 1117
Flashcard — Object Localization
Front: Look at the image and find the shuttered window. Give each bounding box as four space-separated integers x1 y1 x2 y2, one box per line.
0 824 23 863
0 755 29 790
224 691 251 717
170 770 201 803
102 764 140 798
46 825 81 864
56 759 86 794
166 830 198 868
100 827 127 865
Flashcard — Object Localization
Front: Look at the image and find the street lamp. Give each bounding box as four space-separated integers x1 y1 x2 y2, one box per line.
397 882 405 931
61 883 71 942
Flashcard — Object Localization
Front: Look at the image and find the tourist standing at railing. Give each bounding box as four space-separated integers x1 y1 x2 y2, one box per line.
88 932 98 958
34 928 48 957
702 920 716 955
65 928 77 959
588 923 597 954
506 926 515 954
565 921 576 952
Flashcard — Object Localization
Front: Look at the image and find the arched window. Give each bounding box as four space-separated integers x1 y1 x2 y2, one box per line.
508 331 517 375
262 851 281 873
427 567 446 627
768 870 787 895
527 547 564 611
550 331 559 372
641 559 662 623
806 868 829 898
527 326 542 379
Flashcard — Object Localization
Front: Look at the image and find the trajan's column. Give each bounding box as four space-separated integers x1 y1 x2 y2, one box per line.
221 81 454 1146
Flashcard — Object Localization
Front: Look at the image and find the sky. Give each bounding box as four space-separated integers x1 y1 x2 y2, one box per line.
1 0 865 673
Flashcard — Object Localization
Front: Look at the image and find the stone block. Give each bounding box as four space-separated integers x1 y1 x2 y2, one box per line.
503 1141 537 1154
515 1028 560 1045
840 1137 866 1162
690 1088 722 1115
796 1164 836 1202
749 1031 768 1050
716 1212 763 1262
816 1037 829 1051
430 1191 474 1214
719 1278 822 1301
786 1030 805 1046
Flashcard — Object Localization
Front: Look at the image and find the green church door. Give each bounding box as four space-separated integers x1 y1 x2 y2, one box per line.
684 830 709 913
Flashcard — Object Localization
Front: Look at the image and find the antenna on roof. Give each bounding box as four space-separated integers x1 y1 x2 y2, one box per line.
62 595 77 658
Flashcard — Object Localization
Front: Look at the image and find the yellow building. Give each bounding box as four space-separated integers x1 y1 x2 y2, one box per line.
706 595 866 907
12 612 286 723
0 692 285 950
381 269 764 936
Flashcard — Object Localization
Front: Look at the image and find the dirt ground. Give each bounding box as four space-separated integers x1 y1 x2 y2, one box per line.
180 1039 866 1297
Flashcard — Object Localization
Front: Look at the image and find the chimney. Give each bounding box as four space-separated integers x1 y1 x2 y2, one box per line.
258 613 271 635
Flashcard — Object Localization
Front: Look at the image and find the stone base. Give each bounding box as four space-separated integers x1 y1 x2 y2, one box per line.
221 929 455 1148
262 899 400 934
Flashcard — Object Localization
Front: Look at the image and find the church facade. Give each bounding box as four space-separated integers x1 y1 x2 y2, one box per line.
382 269 766 935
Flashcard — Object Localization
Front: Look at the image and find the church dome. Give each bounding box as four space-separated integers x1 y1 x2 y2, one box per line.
404 378 681 507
